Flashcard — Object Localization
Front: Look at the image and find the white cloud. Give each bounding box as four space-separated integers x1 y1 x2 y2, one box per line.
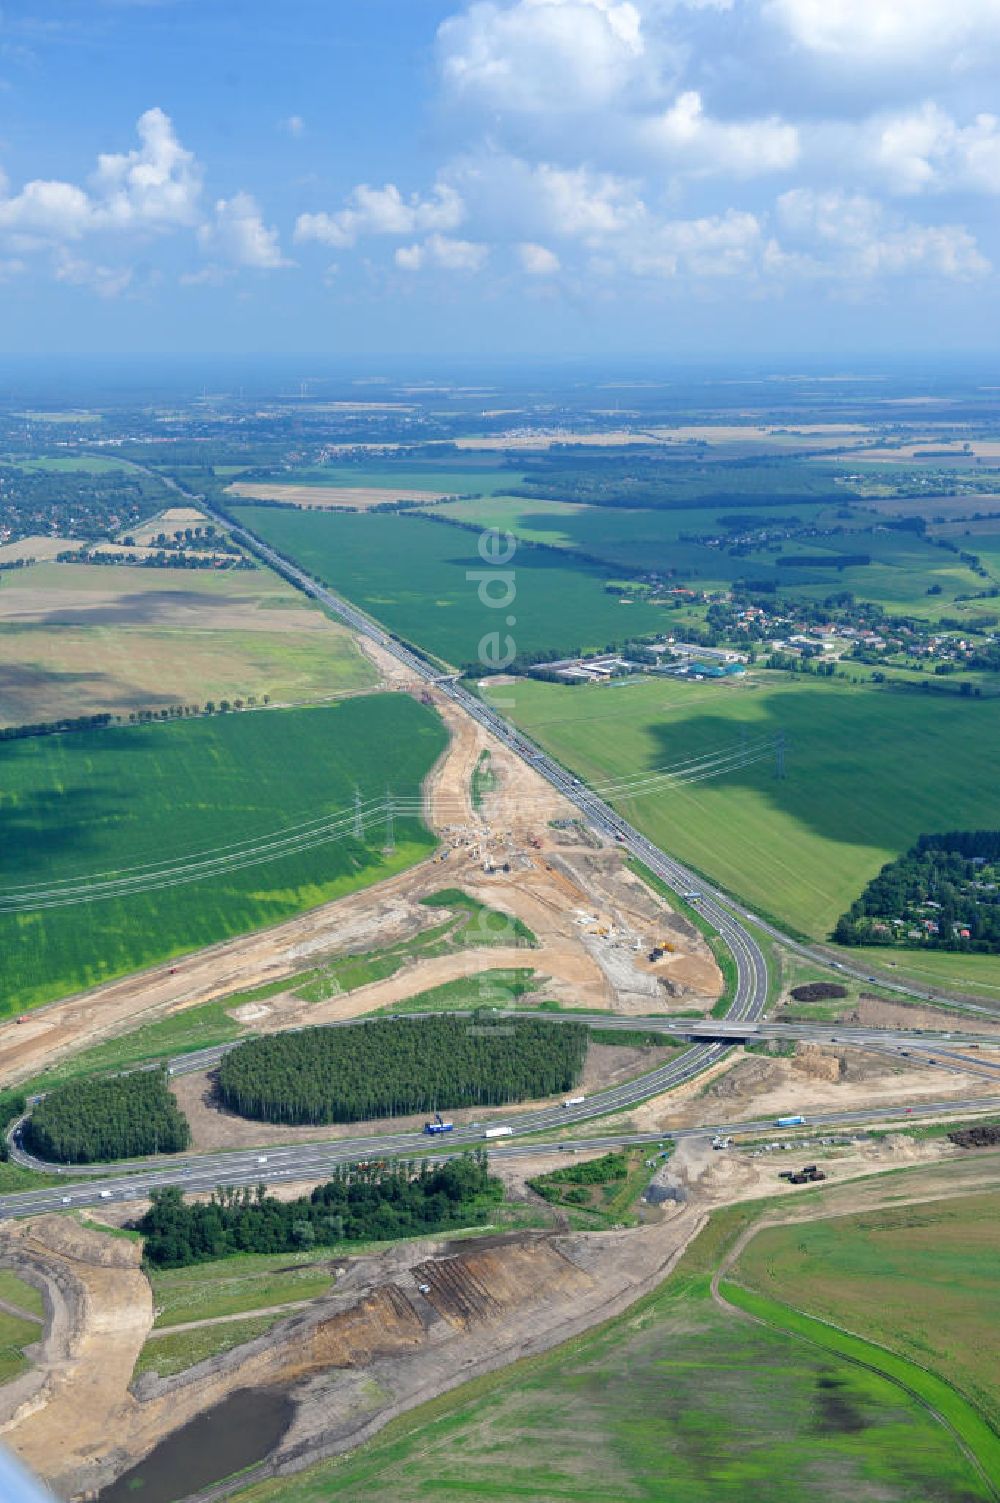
767 0 1000 67
641 90 799 177
280 115 306 136
438 0 651 114
528 162 646 236
777 188 989 277
295 182 465 248
395 243 426 270
91 107 202 229
0 107 201 243
618 207 764 277
517 240 560 272
53 250 133 299
200 192 291 268
874 104 1000 194
395 233 489 271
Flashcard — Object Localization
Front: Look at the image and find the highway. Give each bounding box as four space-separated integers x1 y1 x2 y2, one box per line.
3 1092 997 1223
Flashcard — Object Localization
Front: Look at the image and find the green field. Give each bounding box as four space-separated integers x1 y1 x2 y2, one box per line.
0 1269 44 1319
487 673 1000 952
231 506 670 667
133 1313 288 1380
149 1250 335 1328
733 1192 1000 1430
12 455 141 475
433 494 990 617
248 463 527 495
436 493 832 584
0 1308 42 1385
229 1193 991 1503
0 697 446 1012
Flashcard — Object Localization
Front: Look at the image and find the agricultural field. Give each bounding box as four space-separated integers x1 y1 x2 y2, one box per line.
228 1197 992 1503
486 672 1000 959
732 1191 1000 1430
0 696 446 1011
233 459 526 495
433 494 991 619
10 455 143 475
231 505 670 666
0 560 376 724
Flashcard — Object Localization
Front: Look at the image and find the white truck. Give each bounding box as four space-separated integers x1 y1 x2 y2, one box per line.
484 1126 513 1139
562 1096 586 1108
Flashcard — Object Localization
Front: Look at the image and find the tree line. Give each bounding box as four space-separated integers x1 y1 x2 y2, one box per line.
25 1070 191 1164
217 1015 589 1126
136 1151 501 1267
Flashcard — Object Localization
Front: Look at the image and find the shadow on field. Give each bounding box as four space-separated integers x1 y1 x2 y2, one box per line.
634 677 997 862
33 590 260 627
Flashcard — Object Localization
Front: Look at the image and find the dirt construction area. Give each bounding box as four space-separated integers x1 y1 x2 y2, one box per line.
0 684 720 1093
4 1139 999 1500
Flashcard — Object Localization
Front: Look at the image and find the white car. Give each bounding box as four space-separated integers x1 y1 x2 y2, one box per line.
60 1195 71 1205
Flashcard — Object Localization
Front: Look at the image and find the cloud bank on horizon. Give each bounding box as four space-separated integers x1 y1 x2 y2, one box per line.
1 0 998 349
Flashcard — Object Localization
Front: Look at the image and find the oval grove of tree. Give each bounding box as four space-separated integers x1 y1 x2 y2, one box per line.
216 1014 589 1125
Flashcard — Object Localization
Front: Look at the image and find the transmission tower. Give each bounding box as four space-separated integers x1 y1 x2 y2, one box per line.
383 788 395 854
775 730 786 780
353 787 364 840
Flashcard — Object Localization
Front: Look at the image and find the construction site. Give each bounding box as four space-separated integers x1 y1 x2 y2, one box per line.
1 650 999 1502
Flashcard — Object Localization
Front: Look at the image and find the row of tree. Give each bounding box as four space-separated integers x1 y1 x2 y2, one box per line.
136 1152 501 1267
217 1015 589 1126
0 712 113 742
25 1070 191 1164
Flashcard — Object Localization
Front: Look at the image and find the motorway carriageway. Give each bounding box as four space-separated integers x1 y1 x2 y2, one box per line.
150 1012 1000 1084
2 1093 997 1223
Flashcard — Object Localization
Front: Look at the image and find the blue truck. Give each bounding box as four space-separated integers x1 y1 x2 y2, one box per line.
775 1114 806 1128
424 1113 454 1135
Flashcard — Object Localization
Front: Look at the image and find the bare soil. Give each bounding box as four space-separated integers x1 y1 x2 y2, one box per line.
632 1045 1000 1136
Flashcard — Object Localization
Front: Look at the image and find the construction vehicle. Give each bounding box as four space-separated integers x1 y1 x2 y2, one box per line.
783 1166 827 1185
528 835 542 849
424 1113 454 1136
711 1135 733 1150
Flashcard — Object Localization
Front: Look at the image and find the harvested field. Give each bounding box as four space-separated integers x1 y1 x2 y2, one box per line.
127 506 209 542
0 623 375 727
0 560 330 630
0 535 68 563
226 483 448 508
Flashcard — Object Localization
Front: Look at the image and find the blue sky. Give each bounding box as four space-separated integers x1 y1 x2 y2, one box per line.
1 0 999 357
